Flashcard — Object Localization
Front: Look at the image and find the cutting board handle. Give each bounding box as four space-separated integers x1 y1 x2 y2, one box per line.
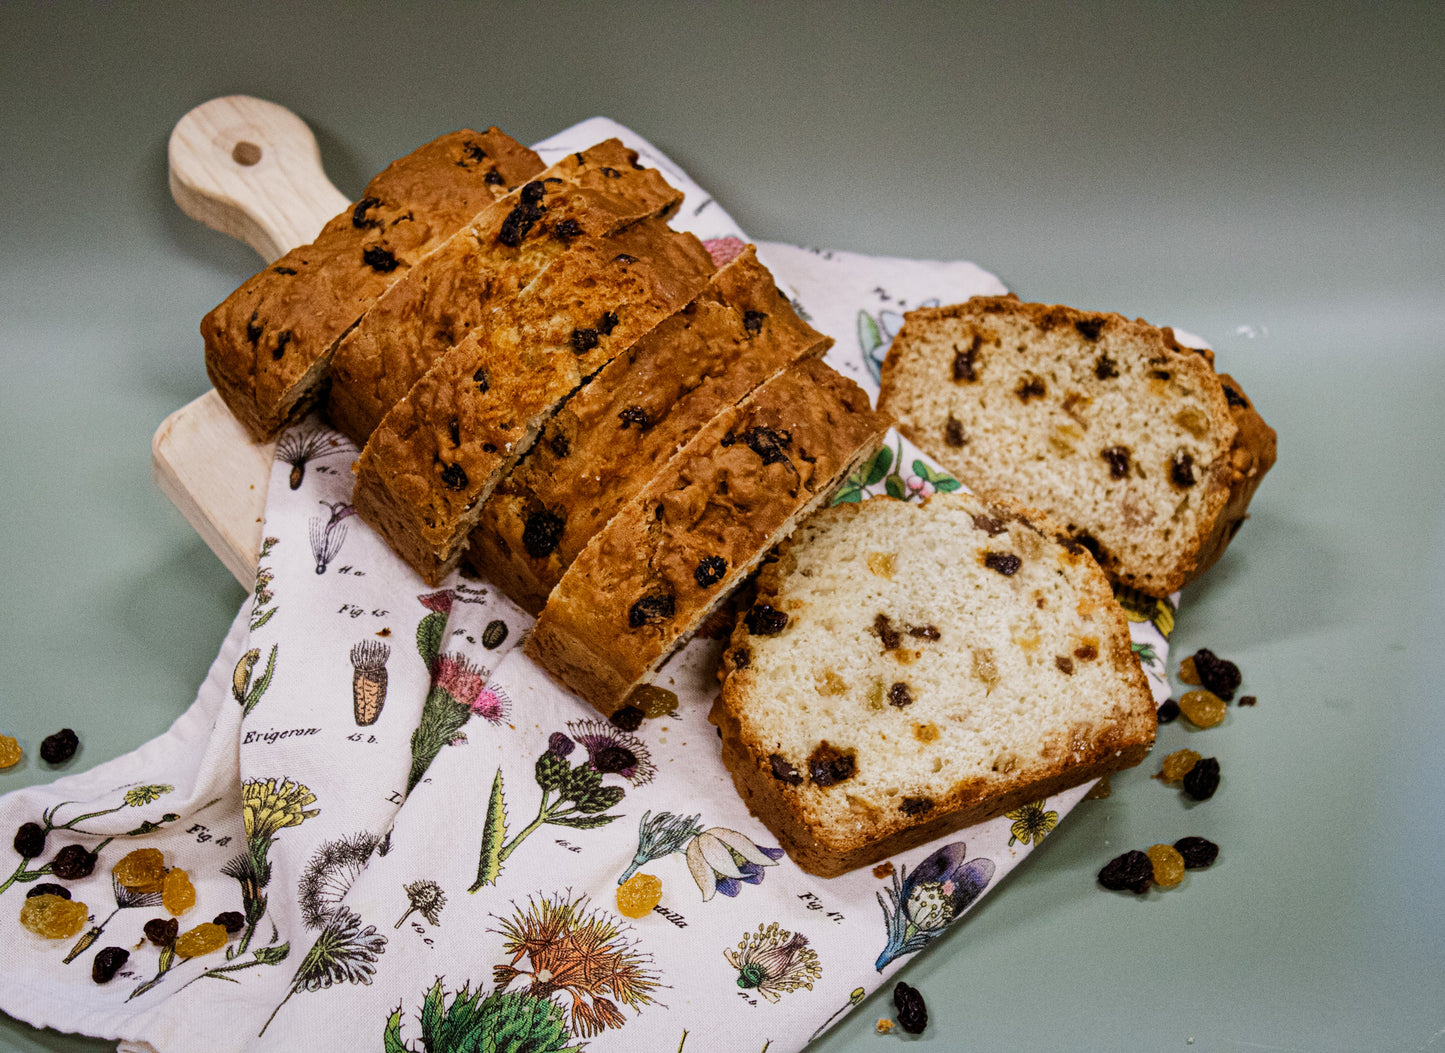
168 95 350 262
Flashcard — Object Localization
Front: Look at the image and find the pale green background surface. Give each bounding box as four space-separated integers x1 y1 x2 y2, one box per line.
2 2 1442 1050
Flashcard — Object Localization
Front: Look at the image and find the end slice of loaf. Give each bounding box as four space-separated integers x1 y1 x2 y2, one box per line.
469 244 833 614
524 357 891 717
351 220 716 584
709 491 1157 877
878 296 1276 597
325 139 686 443
201 128 543 441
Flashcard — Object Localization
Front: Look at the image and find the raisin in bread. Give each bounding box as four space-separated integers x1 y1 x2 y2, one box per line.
710 491 1157 877
351 219 716 584
525 358 890 717
878 296 1276 597
469 245 833 614
326 139 685 443
201 128 543 440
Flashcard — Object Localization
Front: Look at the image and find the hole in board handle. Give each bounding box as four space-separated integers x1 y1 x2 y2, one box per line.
232 141 262 166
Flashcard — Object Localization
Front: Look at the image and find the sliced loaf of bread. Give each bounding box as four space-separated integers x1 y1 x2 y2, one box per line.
710 491 1157 877
878 296 1276 597
525 357 890 717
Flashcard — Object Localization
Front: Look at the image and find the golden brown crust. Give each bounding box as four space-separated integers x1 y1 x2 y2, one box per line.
350 221 715 585
524 359 891 716
468 245 833 614
325 140 686 444
202 128 543 440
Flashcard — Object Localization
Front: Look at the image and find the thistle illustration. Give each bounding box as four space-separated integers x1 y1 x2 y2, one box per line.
309 500 355 574
275 425 352 491
384 981 580 1053
875 841 995 971
349 640 390 725
724 922 821 1002
394 879 446 929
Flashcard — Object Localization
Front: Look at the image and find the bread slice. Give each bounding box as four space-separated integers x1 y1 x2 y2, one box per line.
201 128 544 440
878 296 1276 597
469 245 833 614
350 219 716 584
325 139 686 443
709 491 1157 877
525 357 891 717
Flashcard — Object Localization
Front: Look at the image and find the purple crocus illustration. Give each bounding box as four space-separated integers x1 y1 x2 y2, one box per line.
875 841 995 971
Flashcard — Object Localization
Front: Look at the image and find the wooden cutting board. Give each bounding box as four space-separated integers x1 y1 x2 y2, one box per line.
153 96 350 585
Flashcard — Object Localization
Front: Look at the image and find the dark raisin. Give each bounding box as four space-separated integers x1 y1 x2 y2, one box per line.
272 265 297 275
1182 757 1220 801
498 202 543 246
887 682 914 708
246 310 262 345
481 443 496 453
519 180 546 203
742 426 791 466
1098 849 1153 893
547 431 570 458
1073 532 1105 562
1190 648 1241 701
572 327 600 354
599 165 621 178
144 917 178 947
552 217 582 239
271 329 292 361
1222 383 1247 408
1015 374 1046 401
1095 353 1119 380
908 624 941 641
473 367 490 393
952 335 981 381
742 310 766 335
51 844 97 880
591 745 638 775
694 556 727 588
872 613 901 650
440 463 468 490
972 513 1007 536
898 796 934 817
521 510 565 559
1074 317 1105 341
1238 694 1257 707
1173 836 1220 869
1148 368 1172 381
40 728 79 765
609 706 645 732
1055 655 1075 675
731 648 751 669
1101 445 1131 479
362 245 399 272
461 142 488 165
1073 642 1099 661
1157 698 1181 724
597 310 619 335
745 604 789 636
984 552 1021 576
13 822 46 858
1170 451 1196 488
613 252 638 264
618 406 651 430
768 754 802 785
213 911 246 934
351 196 381 229
26 882 71 900
482 620 509 649
447 418 461 447
893 981 928 1034
483 169 505 185
628 593 676 629
944 415 967 447
91 946 129 984
807 741 856 787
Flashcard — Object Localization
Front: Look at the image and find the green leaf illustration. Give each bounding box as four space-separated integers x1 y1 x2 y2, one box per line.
885 474 907 500
862 445 893 487
416 610 446 672
243 645 278 718
857 309 882 355
473 769 507 890
560 760 602 802
933 477 962 493
419 978 446 1050
831 481 863 505
548 813 621 830
382 1006 407 1053
250 607 276 631
534 751 568 793
571 783 625 815
250 942 290 965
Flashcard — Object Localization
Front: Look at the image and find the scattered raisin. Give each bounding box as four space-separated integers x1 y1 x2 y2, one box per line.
972 513 1007 536
745 605 789 636
271 329 292 361
1074 317 1105 341
893 981 928 1035
26 882 71 900
1014 374 1046 401
615 872 663 919
1179 689 1226 728
1101 446 1131 479
628 593 675 629
1157 698 1180 723
609 707 645 732
13 822 46 858
944 415 967 447
872 613 901 650
1222 383 1247 408
552 217 582 239
742 426 792 466
599 166 621 179
1094 353 1120 380
1074 642 1098 661
694 556 727 588
1190 648 1241 701
908 624 941 641
51 845 98 880
1148 368 1172 381
460 141 488 164
1169 450 1196 488
730 648 751 669
439 463 468 491
92 946 129 984
351 196 381 229
143 917 179 947
246 310 262 345
1182 757 1220 800
742 310 766 335
113 848 166 893
617 406 651 430
1098 849 1153 893
162 867 196 916
572 327 600 354
1147 844 1185 887
522 509 565 559
482 620 509 649
1238 695 1257 707
40 728 79 765
1155 748 1201 784
807 741 856 787
591 746 638 775
20 894 89 938
519 180 546 203
213 911 246 934
174 922 228 959
484 169 505 185
272 265 297 275
984 552 1021 576
768 754 802 785
498 200 544 246
899 796 934 816
361 246 399 272
887 682 913 708
1173 836 1220 869
1055 655 1075 675
952 336 981 381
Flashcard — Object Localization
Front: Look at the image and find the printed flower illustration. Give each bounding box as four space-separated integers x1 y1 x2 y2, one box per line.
493 893 661 1037
395 879 446 930
1 791 180 898
243 778 319 842
618 810 704 885
385 981 578 1053
122 784 173 808
685 827 784 902
856 298 940 385
906 474 934 498
565 719 656 785
297 832 380 928
471 685 510 722
724 922 821 1003
1006 800 1059 847
1113 582 1176 638
875 841 995 971
261 905 386 1035
832 436 962 506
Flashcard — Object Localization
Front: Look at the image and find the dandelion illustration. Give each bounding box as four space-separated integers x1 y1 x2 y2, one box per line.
493 893 661 1037
618 811 704 885
565 719 656 786
685 828 784 902
1006 800 1059 847
394 879 446 929
349 640 390 725
275 425 351 491
297 832 380 928
260 905 386 1035
122 784 172 808
875 841 995 971
724 922 821 1003
224 778 320 954
233 645 278 718
309 500 355 574
384 981 579 1053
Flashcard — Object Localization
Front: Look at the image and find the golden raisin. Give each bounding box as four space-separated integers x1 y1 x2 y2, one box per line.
162 867 196 916
814 669 849 696
1179 689 1227 728
113 848 167 894
866 552 897 580
1147 844 1186 887
20 894 89 938
1155 748 1202 783
0 734 21 769
173 922 228 959
1178 655 1201 685
627 684 678 719
616 872 662 919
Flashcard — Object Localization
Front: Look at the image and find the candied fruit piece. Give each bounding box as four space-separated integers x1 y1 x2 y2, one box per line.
173 922 228 959
866 552 897 580
608 706 644 732
1147 844 1186 887
0 734 21 769
92 946 129 983
1155 748 1202 784
40 728 79 764
1174 836 1220 869
1098 850 1152 894
163 867 196 916
1179 689 1226 728
1183 757 1221 801
113 848 167 894
20 894 89 938
616 872 663 919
